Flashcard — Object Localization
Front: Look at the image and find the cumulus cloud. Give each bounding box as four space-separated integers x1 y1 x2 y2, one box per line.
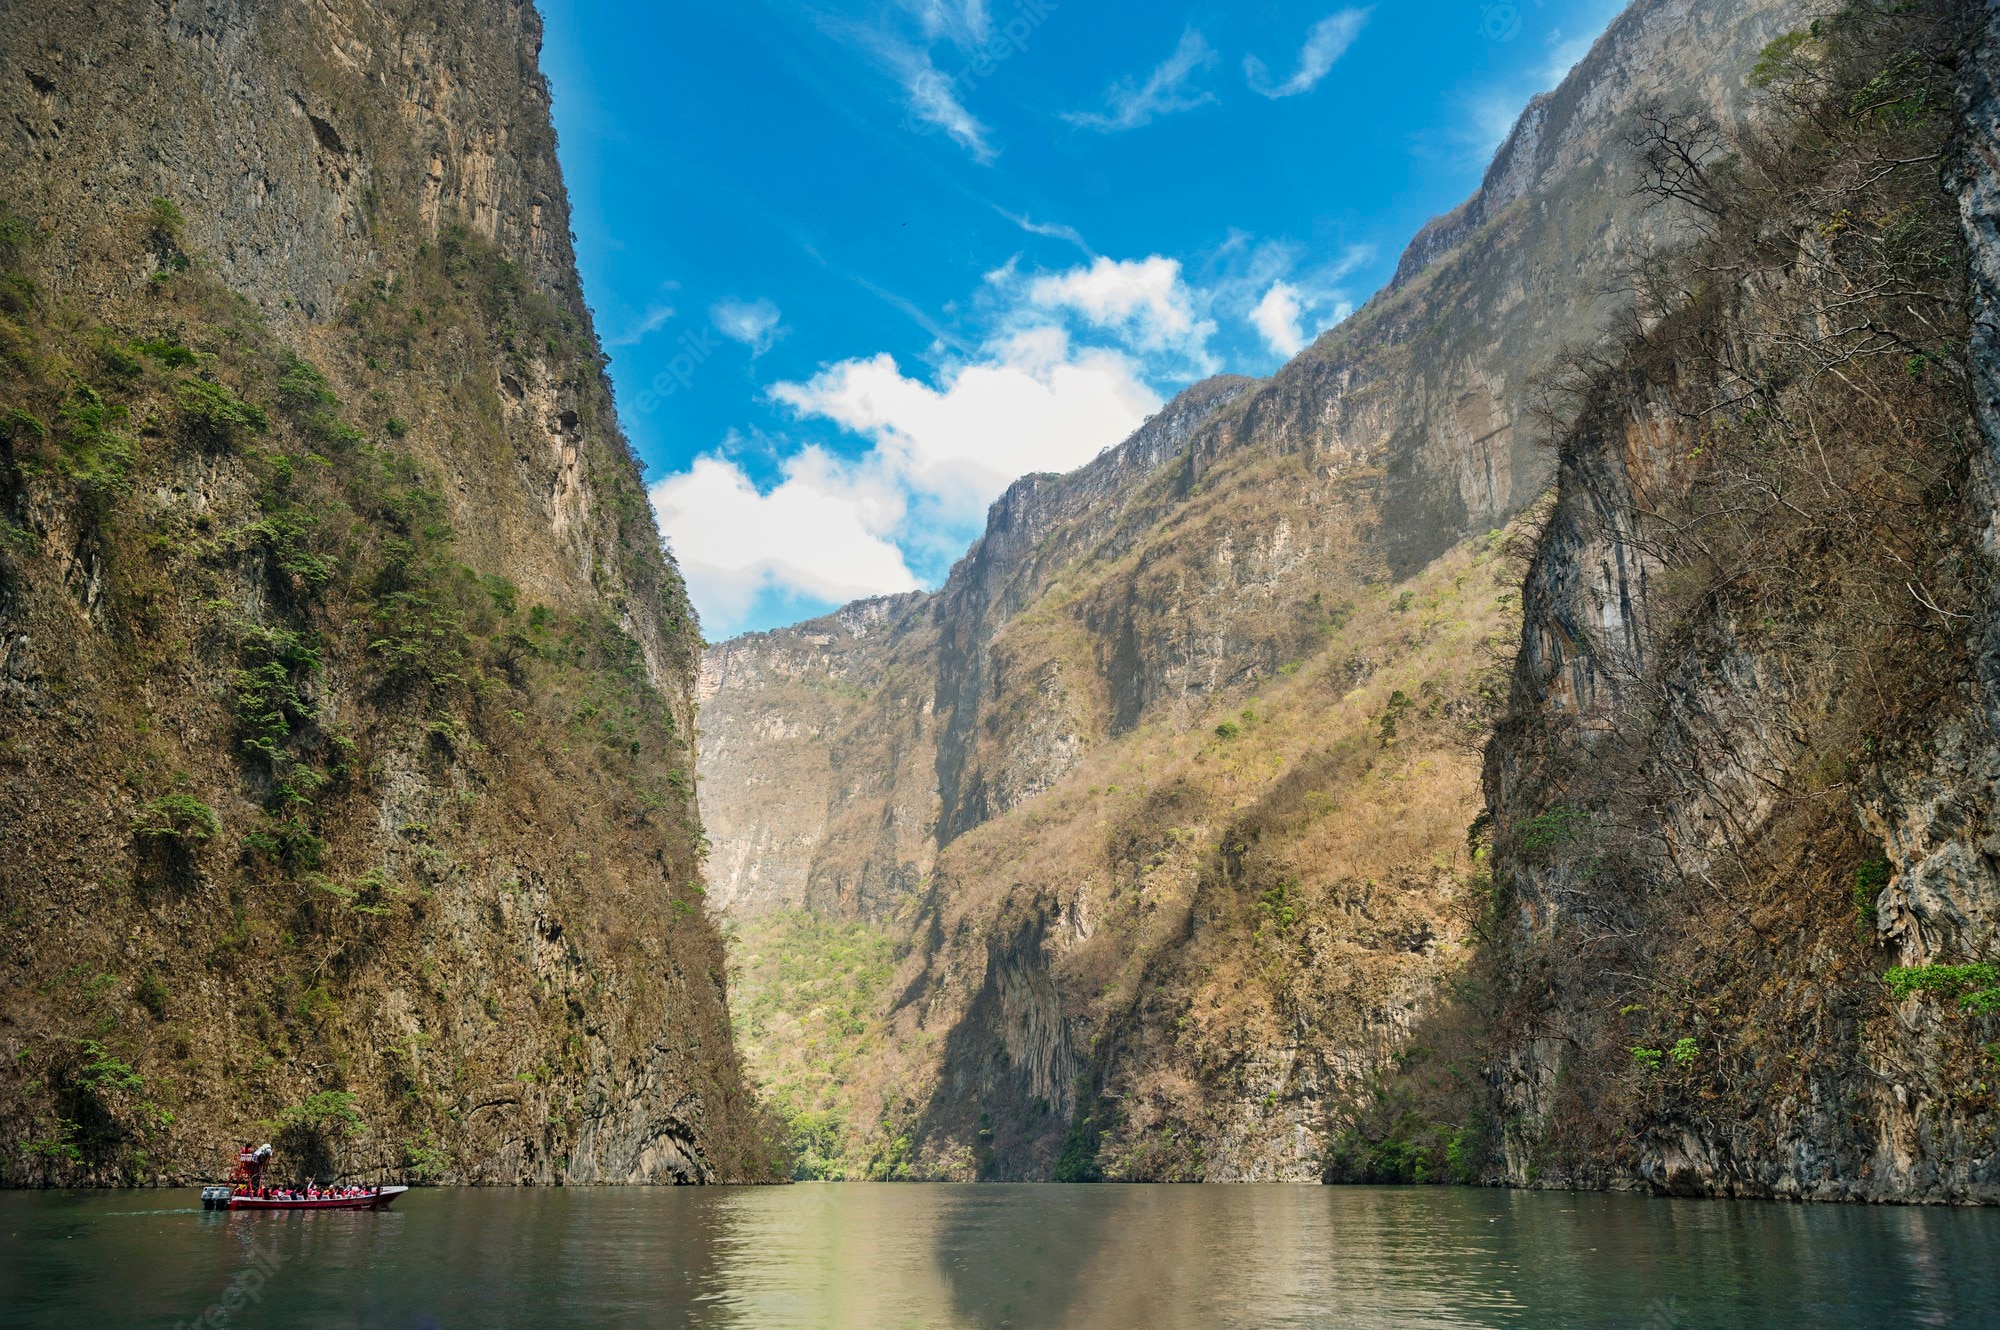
1250 282 1307 358
770 329 1159 520
651 451 919 634
1015 255 1217 365
1063 28 1219 132
1246 278 1358 360
1245 8 1371 99
651 328 1160 635
711 297 784 356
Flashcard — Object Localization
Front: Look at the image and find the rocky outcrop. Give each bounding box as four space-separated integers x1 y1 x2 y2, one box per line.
930 375 1256 841
699 0 1814 1182
0 0 768 1184
1392 0 1784 289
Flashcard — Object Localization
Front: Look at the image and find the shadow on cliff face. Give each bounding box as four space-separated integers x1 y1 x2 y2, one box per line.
911 900 1080 1182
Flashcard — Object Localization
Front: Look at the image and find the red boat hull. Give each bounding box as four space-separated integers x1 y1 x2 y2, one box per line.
206 1185 408 1211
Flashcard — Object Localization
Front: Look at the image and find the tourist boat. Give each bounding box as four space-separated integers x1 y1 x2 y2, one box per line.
200 1183 407 1212
199 1141 407 1211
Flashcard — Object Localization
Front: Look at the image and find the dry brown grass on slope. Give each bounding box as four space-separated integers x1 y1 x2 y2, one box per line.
779 520 1525 1180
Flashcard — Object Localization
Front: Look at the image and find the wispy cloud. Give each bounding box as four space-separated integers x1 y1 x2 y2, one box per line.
900 0 992 48
711 296 785 357
997 208 1094 258
1063 28 1218 132
815 8 1001 163
899 48 998 161
1245 8 1371 99
825 0 1056 164
603 302 675 349
850 273 975 356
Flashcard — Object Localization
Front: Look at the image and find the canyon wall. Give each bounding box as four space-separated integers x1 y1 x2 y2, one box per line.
0 0 769 1184
701 0 1808 1181
1481 0 1999 1200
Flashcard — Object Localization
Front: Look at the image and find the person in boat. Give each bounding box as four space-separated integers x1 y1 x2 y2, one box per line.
229 1141 274 1195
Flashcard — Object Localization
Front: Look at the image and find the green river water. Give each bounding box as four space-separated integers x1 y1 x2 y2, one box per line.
1 1183 1994 1328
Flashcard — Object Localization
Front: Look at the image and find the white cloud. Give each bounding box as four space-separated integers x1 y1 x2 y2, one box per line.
711 297 784 357
652 329 1160 635
1063 29 1218 132
652 451 919 634
1217 237 1373 361
770 330 1159 521
1245 8 1371 99
1251 282 1307 358
1017 255 1216 363
902 0 991 47
654 235 1385 634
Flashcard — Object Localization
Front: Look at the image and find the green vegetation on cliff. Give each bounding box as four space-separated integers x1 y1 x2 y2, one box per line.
0 0 768 1185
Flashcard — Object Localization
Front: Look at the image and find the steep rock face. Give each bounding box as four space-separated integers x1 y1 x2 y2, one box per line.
699 0 1810 1180
930 375 1257 842
1967 3 2000 463
0 0 768 1184
1483 0 1998 1200
1231 0 1802 580
698 592 936 919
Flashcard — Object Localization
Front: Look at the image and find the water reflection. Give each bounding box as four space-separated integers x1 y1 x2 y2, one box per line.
2 1184 1997 1328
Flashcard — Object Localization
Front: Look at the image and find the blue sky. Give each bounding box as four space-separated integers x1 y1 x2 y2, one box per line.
539 0 1623 639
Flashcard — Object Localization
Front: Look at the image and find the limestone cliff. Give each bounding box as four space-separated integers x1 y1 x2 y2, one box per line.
700 0 1807 1181
1481 0 1998 1199
0 0 769 1184
700 592 939 920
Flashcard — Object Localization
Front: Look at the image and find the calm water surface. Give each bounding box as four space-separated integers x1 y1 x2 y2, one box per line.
1 1183 1995 1328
